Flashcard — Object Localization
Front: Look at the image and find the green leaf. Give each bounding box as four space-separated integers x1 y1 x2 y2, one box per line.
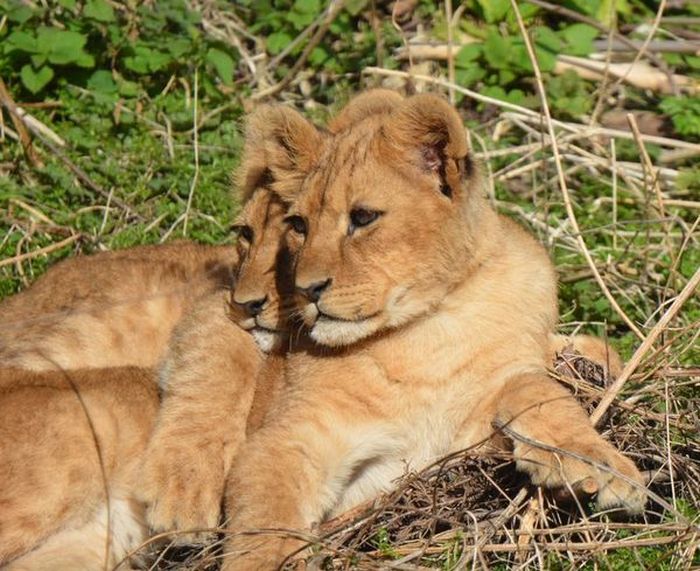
455 43 482 68
206 48 235 85
267 32 293 55
58 0 78 8
483 32 511 70
476 0 510 23
6 31 38 54
456 66 486 87
84 0 116 22
30 53 48 67
87 70 117 93
7 5 35 24
167 39 192 59
20 64 54 94
561 24 598 56
36 28 88 65
294 0 321 13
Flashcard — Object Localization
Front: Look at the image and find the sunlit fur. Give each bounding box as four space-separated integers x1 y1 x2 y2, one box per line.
222 91 645 571
137 187 299 538
0 367 158 570
0 241 237 371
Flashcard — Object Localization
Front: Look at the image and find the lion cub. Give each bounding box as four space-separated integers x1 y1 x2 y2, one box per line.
0 366 158 570
0 241 236 371
221 92 645 569
137 185 295 537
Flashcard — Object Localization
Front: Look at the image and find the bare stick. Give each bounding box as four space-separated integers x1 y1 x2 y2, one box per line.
183 68 200 237
508 0 646 341
591 265 700 426
0 234 81 269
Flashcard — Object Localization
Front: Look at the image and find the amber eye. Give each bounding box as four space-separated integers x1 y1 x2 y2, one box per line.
284 215 307 235
349 208 381 234
234 225 254 243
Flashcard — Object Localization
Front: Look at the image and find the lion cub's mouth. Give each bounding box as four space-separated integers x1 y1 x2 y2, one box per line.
304 305 382 347
239 318 283 353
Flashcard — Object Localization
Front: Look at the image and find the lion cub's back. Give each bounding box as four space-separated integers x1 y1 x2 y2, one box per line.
0 366 158 565
0 241 238 371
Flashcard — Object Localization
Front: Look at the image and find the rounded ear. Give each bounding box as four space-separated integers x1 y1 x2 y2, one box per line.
236 104 323 203
382 94 470 198
328 89 404 133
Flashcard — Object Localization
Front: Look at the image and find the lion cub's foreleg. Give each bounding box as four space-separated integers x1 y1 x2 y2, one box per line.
137 290 263 539
495 372 645 513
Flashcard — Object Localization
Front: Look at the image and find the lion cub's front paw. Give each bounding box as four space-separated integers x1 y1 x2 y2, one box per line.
513 438 646 515
138 438 225 542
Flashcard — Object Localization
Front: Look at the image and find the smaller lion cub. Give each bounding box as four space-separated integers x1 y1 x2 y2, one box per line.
137 186 297 538
0 366 158 570
0 241 237 371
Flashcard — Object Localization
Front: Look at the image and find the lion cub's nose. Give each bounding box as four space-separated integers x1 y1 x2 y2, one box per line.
236 295 268 317
298 279 331 303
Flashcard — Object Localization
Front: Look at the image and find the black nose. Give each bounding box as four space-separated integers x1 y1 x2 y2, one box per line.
298 279 331 302
238 296 267 317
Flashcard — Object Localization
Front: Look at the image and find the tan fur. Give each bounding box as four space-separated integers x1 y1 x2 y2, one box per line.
137 189 294 539
221 92 645 570
0 367 159 569
0 241 237 371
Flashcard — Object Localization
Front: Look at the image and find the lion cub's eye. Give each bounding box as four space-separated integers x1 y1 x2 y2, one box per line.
349 208 381 235
284 215 307 236
234 224 254 244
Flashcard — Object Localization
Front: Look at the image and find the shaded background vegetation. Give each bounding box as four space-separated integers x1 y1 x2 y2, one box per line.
0 0 698 569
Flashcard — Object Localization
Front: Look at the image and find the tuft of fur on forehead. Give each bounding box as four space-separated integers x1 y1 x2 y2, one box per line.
327 89 404 133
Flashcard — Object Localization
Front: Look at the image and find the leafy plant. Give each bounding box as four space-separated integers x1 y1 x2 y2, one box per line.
660 96 700 139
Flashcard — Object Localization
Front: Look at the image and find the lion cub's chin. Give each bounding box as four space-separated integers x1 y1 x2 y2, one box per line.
250 328 282 353
302 304 381 347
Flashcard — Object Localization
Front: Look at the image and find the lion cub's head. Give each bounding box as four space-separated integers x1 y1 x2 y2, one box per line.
230 102 327 351
274 92 484 347
229 188 295 352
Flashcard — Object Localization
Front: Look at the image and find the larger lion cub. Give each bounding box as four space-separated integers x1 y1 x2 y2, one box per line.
222 93 645 569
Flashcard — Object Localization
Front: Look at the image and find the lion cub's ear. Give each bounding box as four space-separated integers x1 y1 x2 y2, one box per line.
328 89 404 133
383 94 470 199
237 105 323 202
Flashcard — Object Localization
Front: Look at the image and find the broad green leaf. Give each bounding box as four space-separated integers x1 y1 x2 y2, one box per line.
30 53 47 67
455 43 482 68
483 32 511 70
6 31 37 54
37 28 88 64
294 0 321 14
456 66 486 87
206 48 235 85
561 24 598 56
87 70 117 93
167 39 192 59
476 0 510 23
7 5 35 24
533 26 561 52
84 0 116 22
58 0 78 8
20 64 54 94
267 32 293 55
309 45 329 66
